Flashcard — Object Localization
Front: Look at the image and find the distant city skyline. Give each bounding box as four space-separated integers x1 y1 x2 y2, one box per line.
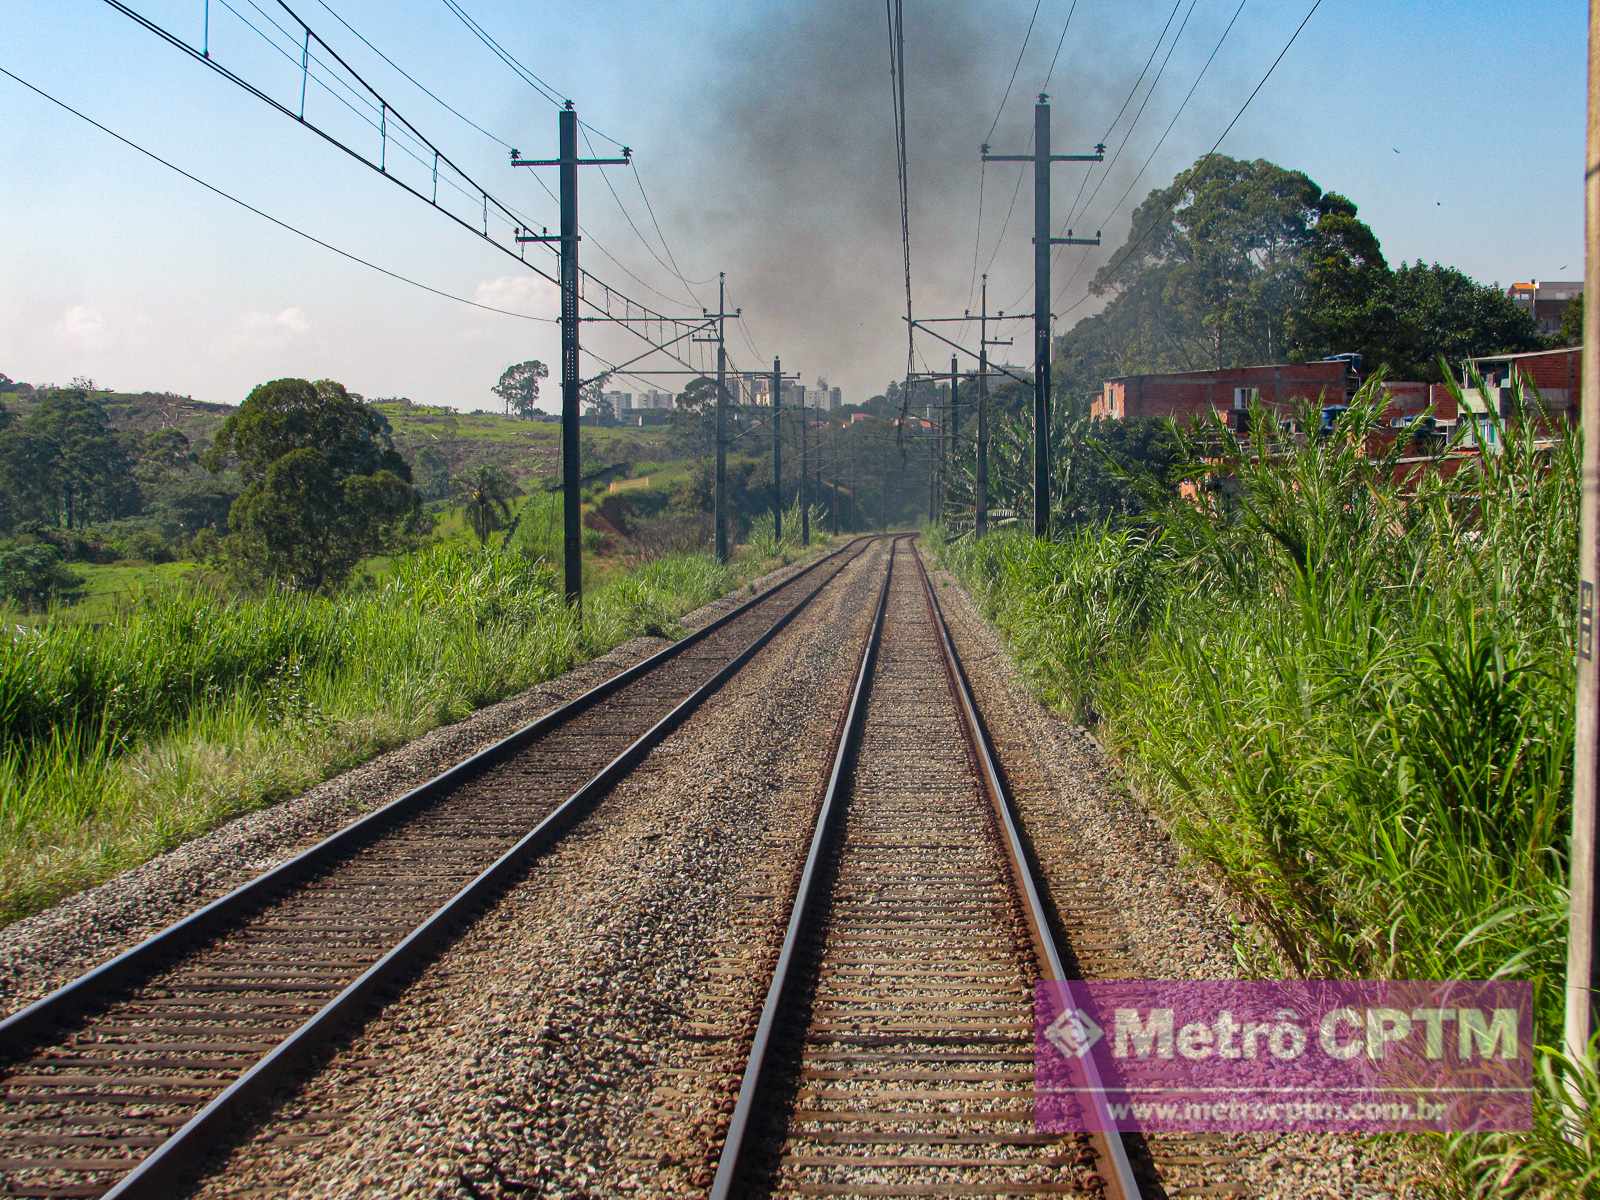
0 1 1586 413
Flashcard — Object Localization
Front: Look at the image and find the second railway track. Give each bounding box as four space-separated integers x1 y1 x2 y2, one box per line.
711 538 1143 1199
0 536 883 1200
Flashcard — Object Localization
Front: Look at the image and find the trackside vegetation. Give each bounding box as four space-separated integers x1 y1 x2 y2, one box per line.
0 524 829 927
932 377 1596 1195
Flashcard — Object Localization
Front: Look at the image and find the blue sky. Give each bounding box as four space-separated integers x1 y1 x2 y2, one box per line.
0 0 1587 410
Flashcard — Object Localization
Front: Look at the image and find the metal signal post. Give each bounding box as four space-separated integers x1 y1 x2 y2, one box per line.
691 273 741 562
984 94 1102 537
772 357 783 542
511 103 630 610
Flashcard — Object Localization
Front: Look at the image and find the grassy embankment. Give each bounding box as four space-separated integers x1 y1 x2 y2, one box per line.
0 511 829 927
932 380 1596 1195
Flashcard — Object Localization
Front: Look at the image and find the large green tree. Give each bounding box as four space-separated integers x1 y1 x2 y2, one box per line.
207 378 419 590
491 360 549 419
1381 262 1541 380
1061 153 1543 400
11 389 138 529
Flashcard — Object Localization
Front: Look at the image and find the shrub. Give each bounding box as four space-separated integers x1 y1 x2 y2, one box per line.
0 543 84 611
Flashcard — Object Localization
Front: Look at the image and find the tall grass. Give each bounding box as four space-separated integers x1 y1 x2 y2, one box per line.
934 376 1594 1194
0 537 808 925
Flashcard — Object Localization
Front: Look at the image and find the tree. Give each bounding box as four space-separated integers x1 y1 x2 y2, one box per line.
0 542 84 610
1283 192 1394 368
491 360 549 419
1383 263 1541 381
675 376 719 414
456 466 517 545
1555 291 1580 347
412 445 452 501
18 389 138 529
1094 156 1326 369
207 378 419 590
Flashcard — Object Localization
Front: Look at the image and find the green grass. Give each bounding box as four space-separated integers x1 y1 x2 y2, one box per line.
932 377 1594 1196
0 533 829 926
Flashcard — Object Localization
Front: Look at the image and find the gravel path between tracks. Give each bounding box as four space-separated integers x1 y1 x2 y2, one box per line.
188 539 894 1199
927 559 1435 1200
0 546 842 1019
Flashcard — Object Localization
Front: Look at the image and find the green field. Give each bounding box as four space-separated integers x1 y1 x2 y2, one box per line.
0 526 830 927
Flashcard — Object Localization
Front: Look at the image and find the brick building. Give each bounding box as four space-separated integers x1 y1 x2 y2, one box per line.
1093 361 1352 428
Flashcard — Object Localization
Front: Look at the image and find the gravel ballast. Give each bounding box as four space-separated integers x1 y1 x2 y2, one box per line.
0 544 846 1017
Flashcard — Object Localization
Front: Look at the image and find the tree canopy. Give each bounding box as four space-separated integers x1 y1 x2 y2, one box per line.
0 389 137 531
1060 154 1541 399
207 378 419 590
491 360 549 419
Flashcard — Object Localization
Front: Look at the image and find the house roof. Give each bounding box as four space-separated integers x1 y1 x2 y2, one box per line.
1466 346 1582 365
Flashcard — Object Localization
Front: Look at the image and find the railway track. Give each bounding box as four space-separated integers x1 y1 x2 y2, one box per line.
710 538 1144 1200
0 535 882 1200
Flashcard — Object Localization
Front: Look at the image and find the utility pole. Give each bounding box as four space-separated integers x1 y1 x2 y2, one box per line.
948 354 959 522
800 397 810 547
510 103 630 609
1565 0 1600 1114
984 95 1102 538
976 274 1016 538
691 274 740 562
772 357 783 542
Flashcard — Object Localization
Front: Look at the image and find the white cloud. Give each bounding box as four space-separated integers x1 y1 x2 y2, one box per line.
272 306 310 334
53 304 108 348
473 275 549 314
230 306 312 349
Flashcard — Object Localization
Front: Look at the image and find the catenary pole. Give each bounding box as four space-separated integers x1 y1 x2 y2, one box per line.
800 395 810 547
716 272 729 561
772 357 783 542
510 103 630 610
1564 0 1600 1114
984 96 1101 539
978 276 991 536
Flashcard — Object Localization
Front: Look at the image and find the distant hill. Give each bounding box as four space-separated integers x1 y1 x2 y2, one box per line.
0 380 673 488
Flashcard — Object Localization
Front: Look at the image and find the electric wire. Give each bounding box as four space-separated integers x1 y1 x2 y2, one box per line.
312 0 514 150
984 0 1041 144
1004 0 1192 313
1056 0 1326 318
0 65 554 324
437 0 625 149
1039 0 1081 92
101 0 712 378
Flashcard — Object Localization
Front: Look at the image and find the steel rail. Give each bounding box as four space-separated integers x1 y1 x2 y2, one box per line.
0 535 876 1200
708 536 903 1199
912 542 1144 1200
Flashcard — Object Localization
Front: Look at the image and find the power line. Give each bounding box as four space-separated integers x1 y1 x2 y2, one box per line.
1004 0 1193 313
101 0 709 380
312 0 514 150
1047 0 1237 311
1056 0 1326 319
0 65 554 324
984 0 1042 143
887 0 914 410
1061 0 1190 234
436 0 564 107
631 160 717 289
1039 0 1082 92
437 0 626 149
